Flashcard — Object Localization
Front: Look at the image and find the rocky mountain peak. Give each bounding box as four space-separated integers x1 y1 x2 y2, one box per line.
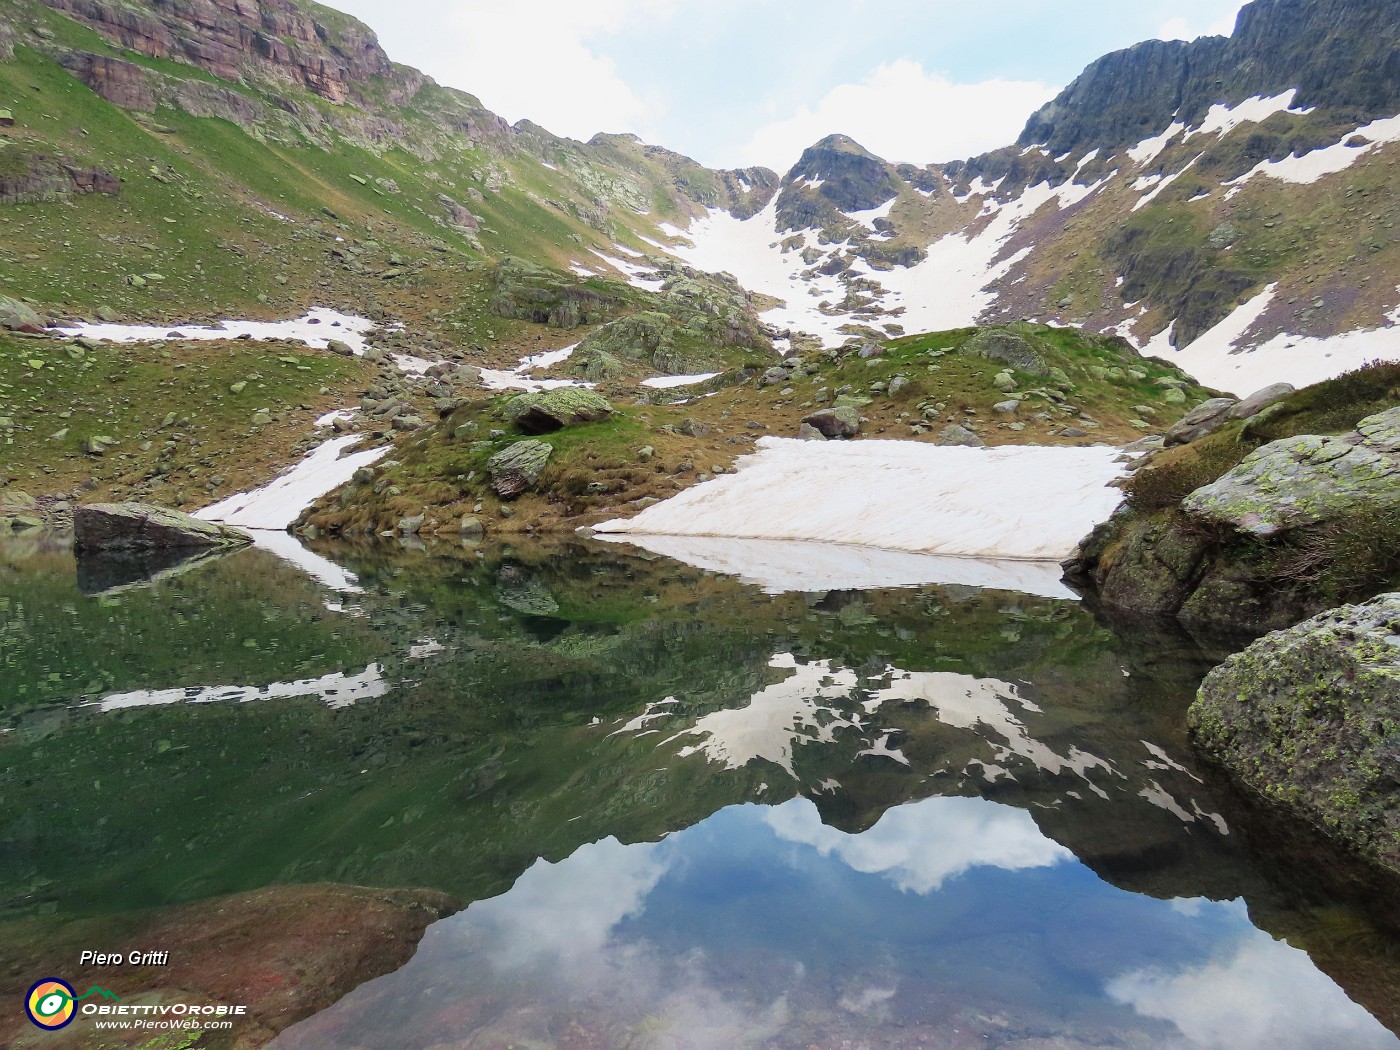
777 133 900 230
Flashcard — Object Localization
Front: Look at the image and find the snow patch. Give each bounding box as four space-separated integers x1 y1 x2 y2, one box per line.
197 434 389 531
1227 113 1400 187
593 438 1125 561
640 372 721 389
54 308 378 353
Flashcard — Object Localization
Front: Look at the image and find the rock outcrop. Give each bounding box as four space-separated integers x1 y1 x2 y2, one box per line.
1190 593 1400 877
0 151 120 206
1066 400 1400 634
39 0 394 103
73 502 251 551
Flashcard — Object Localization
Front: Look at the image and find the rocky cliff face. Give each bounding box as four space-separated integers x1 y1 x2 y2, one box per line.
1018 0 1400 156
38 0 394 103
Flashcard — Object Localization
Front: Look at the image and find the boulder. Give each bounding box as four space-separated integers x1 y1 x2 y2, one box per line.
504 388 613 434
1183 408 1400 539
801 406 861 439
936 424 985 447
960 330 1047 375
488 440 553 499
74 503 251 552
0 294 43 332
1227 382 1296 421
1190 593 1400 877
1163 397 1238 446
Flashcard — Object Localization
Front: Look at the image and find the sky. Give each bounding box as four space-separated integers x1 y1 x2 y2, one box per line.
330 0 1247 172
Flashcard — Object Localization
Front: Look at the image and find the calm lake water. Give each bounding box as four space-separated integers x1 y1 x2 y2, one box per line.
2 532 1397 1049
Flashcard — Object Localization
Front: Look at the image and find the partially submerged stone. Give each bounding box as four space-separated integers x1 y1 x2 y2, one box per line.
488 440 553 499
504 388 613 435
74 502 251 551
1190 593 1400 878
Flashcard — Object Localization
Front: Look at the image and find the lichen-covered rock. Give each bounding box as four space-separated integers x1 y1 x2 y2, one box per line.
1183 407 1400 538
800 406 861 439
1189 593 1400 877
74 503 251 551
504 388 613 434
488 440 553 499
1227 382 1296 421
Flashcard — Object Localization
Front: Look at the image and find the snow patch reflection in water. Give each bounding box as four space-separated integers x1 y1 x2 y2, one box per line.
86 663 389 712
593 533 1079 599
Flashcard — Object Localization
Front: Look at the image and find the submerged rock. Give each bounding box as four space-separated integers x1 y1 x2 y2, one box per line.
74 502 251 551
1190 593 1400 878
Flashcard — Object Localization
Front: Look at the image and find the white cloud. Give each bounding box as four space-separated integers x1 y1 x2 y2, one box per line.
337 0 677 142
764 795 1071 894
1107 928 1398 1049
734 59 1056 169
1156 5 1244 41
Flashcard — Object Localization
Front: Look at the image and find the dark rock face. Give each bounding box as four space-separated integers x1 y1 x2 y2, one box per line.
1018 0 1400 157
39 0 394 103
1189 593 1400 879
73 502 252 551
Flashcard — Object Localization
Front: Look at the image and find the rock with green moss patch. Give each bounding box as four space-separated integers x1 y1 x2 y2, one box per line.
801 406 861 439
1183 408 1400 538
504 388 613 434
488 440 553 498
1189 593 1400 878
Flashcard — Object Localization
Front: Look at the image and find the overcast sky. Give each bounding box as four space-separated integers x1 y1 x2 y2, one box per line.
331 0 1247 172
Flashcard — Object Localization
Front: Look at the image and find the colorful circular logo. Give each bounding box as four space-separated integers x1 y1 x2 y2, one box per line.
26 978 77 1030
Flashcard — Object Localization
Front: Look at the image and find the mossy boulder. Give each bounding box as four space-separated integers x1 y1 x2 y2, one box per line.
504 388 614 434
1066 392 1400 634
1183 408 1400 539
487 440 553 499
1189 593 1400 877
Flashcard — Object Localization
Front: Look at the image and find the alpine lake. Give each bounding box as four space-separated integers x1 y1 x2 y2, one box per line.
3 531 1399 1050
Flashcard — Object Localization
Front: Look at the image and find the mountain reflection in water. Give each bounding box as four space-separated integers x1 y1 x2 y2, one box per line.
2 533 1397 1048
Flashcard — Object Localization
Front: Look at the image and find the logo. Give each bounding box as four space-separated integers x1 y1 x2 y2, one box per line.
24 979 120 1030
